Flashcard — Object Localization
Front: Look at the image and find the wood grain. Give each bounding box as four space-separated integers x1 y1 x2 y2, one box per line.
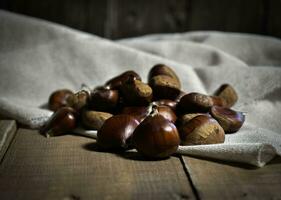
106 0 189 39
0 120 17 161
2 0 281 38
182 156 281 199
0 129 196 200
187 0 265 34
267 0 281 38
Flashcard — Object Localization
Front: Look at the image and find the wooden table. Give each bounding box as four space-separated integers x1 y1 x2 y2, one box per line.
1 120 281 200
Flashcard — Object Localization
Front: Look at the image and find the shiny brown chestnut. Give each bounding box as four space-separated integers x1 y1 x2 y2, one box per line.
89 87 119 112
214 84 238 108
178 113 211 126
149 75 181 100
177 92 214 114
120 76 152 106
176 93 225 114
179 115 225 145
132 108 180 158
155 105 177 123
210 106 245 133
66 90 90 112
148 64 181 87
48 89 74 111
153 99 177 111
40 107 77 137
121 106 149 122
105 70 141 90
97 114 139 150
210 96 227 107
81 110 113 130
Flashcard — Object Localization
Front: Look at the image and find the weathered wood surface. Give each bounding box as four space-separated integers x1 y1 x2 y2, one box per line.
1 0 281 38
182 156 281 200
1 127 281 199
0 129 195 200
0 120 17 161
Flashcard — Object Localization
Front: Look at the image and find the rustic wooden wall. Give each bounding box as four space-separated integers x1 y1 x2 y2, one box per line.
1 0 280 39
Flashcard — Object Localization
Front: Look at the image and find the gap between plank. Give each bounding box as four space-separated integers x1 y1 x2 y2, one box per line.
0 121 17 164
179 155 201 200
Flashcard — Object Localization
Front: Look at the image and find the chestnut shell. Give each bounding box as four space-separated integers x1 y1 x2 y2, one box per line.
149 75 181 100
214 83 238 108
179 115 225 145
148 64 181 87
97 114 139 150
177 92 213 114
48 89 74 111
153 99 177 111
133 114 180 158
105 70 141 90
90 87 119 112
40 107 77 137
121 106 149 122
210 106 245 133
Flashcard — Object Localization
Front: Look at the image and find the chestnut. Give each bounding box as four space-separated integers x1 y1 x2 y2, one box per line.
179 115 225 145
177 92 214 114
66 90 90 112
97 114 139 150
214 84 238 108
120 76 152 106
148 64 181 87
178 113 210 126
89 87 119 112
149 75 181 100
40 107 77 137
48 89 74 111
105 70 141 90
153 99 177 111
132 107 180 158
81 110 113 130
210 106 245 133
121 106 149 122
210 96 227 107
155 105 177 123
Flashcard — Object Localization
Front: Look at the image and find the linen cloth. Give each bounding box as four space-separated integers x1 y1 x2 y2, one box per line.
0 10 281 167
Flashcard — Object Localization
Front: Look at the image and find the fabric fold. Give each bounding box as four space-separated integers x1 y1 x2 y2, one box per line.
1 10 281 167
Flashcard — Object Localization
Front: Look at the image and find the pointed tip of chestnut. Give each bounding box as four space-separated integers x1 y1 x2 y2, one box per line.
66 90 90 112
40 107 77 137
105 70 141 90
121 106 149 122
153 99 177 111
210 106 245 133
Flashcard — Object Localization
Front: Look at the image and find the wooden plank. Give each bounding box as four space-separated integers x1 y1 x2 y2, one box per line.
266 0 281 38
5 0 107 37
0 120 17 161
187 0 265 34
181 156 281 199
0 129 196 200
91 0 189 39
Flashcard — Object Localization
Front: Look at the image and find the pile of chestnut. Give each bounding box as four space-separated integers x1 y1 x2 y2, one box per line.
41 64 245 159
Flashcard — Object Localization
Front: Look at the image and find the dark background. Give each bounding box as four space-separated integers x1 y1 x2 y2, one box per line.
0 0 280 39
